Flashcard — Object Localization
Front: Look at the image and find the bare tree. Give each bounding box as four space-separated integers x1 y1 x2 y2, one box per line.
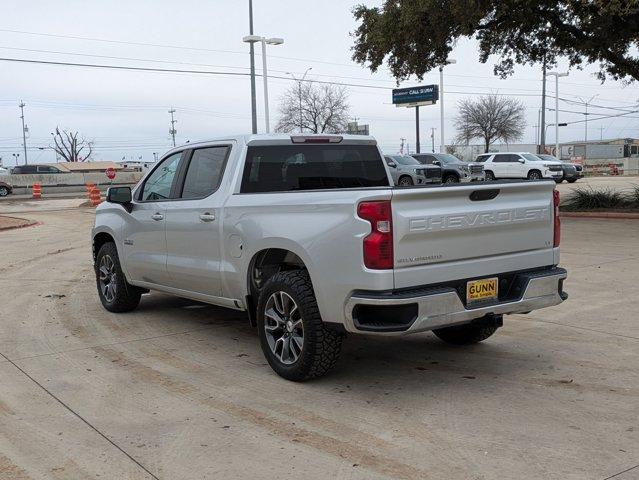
275 82 351 134
52 127 94 162
454 95 526 153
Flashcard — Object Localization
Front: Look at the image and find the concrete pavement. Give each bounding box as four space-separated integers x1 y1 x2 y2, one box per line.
0 199 637 479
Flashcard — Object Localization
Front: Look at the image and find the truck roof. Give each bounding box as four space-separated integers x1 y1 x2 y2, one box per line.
162 133 377 157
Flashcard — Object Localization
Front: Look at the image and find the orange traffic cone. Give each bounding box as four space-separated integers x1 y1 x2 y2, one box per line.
32 183 42 199
85 182 95 199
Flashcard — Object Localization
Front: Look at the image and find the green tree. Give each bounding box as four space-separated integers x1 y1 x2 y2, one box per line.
352 1 639 82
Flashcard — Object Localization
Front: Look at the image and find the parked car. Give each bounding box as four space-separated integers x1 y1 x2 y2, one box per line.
412 153 484 183
11 164 66 174
0 181 13 197
536 154 583 183
384 154 441 186
92 134 567 381
475 152 563 181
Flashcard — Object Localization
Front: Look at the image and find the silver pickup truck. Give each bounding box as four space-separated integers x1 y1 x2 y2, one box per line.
92 134 567 381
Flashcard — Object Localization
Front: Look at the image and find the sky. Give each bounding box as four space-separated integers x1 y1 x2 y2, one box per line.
0 0 637 166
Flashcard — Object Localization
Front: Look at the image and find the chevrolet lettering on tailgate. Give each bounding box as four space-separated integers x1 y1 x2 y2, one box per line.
409 207 550 232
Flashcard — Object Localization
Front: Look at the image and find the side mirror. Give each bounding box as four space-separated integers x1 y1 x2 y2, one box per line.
387 162 397 168
518 159 526 163
107 186 132 205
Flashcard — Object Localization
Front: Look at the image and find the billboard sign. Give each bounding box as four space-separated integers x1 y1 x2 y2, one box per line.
392 85 439 107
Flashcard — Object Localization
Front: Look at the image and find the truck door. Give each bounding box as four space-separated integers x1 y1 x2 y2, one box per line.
123 152 183 286
164 145 231 298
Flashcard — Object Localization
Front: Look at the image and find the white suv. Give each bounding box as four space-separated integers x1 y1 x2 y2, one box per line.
476 152 563 181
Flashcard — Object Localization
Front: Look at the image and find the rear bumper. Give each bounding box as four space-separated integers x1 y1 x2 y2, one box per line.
344 267 567 335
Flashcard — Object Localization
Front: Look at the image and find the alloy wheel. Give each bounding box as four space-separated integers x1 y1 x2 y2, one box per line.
98 254 118 303
263 291 304 365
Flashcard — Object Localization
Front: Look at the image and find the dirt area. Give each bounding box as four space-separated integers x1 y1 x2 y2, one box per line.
0 215 36 231
0 198 638 480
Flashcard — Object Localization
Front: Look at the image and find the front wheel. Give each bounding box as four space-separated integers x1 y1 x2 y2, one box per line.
567 179 577 183
95 242 142 312
484 171 495 181
527 170 542 180
443 174 459 184
0 186 9 197
398 176 414 186
257 270 343 381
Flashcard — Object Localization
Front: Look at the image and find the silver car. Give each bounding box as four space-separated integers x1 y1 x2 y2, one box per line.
384 155 441 186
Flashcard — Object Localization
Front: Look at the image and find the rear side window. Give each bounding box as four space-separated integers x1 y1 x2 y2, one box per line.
475 155 490 163
241 145 389 193
181 146 229 199
493 154 518 163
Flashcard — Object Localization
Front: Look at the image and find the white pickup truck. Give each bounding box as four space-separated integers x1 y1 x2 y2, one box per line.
92 134 567 381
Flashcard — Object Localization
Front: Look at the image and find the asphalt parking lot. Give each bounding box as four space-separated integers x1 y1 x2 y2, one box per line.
0 198 638 480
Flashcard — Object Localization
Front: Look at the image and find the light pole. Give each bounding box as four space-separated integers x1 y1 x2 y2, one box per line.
547 71 568 158
286 68 312 133
12 153 20 166
243 35 284 133
247 0 257 134
439 58 456 153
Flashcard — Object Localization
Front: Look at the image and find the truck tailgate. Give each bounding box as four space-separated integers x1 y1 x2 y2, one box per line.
391 181 557 289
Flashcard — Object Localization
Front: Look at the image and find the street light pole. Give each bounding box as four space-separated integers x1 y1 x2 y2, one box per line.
439 58 456 153
548 72 568 158
243 35 284 133
248 0 257 134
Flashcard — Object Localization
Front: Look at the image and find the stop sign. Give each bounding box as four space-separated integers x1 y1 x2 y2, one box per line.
106 167 116 180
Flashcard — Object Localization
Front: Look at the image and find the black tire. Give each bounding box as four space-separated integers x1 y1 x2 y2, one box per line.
0 186 9 197
443 174 459 184
527 170 542 180
484 170 495 181
257 270 343 381
95 242 142 313
433 321 498 346
555 178 564 184
398 176 414 186
567 179 577 183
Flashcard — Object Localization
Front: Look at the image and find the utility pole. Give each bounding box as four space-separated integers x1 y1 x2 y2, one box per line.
168 108 177 147
19 101 28 164
430 127 436 153
539 59 547 154
599 126 604 140
248 0 258 134
286 68 312 133
399 137 406 154
415 106 420 154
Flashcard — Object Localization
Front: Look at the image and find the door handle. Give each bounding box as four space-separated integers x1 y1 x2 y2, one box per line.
151 213 164 221
199 212 216 222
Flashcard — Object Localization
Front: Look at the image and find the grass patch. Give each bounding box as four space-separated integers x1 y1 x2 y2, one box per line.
561 186 639 212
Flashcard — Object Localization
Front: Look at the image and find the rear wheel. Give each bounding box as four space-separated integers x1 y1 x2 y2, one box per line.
398 176 414 186
527 170 542 180
484 170 495 181
95 242 142 313
0 186 9 197
433 315 502 345
257 270 343 381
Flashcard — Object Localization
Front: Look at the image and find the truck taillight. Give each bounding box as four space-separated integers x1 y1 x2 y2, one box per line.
357 200 393 269
553 189 561 247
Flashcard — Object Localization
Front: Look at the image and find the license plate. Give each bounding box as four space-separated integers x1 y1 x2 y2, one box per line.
466 277 498 303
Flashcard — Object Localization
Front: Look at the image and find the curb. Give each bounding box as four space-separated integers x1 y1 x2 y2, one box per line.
560 211 639 219
0 216 40 232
